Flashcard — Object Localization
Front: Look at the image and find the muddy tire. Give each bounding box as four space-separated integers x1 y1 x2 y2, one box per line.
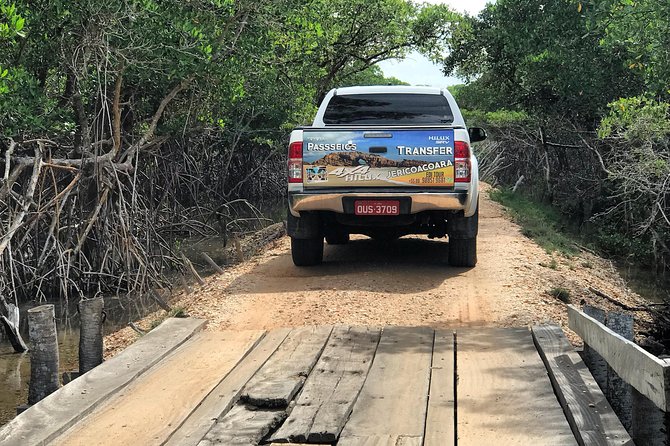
325 232 350 245
291 237 324 266
449 237 477 267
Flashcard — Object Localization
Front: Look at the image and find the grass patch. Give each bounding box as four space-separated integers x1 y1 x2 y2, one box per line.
548 287 571 303
489 188 579 256
539 258 559 270
148 306 189 330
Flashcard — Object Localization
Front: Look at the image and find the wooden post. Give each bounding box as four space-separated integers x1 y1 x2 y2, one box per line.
605 311 633 431
581 305 607 391
27 304 60 404
78 297 105 374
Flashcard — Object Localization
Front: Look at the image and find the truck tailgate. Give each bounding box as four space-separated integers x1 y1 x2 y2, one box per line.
302 128 455 189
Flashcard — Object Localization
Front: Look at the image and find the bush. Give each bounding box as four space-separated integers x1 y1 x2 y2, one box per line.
548 287 571 303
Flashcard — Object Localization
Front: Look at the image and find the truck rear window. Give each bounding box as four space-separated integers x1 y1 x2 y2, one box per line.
323 93 454 125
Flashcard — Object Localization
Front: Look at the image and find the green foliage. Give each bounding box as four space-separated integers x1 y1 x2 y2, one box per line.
0 0 25 97
442 0 639 122
598 96 670 141
489 188 579 256
594 222 651 260
593 0 670 97
280 0 458 97
0 1 24 39
0 0 455 140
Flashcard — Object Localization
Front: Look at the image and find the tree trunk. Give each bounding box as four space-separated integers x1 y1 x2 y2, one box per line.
78 297 105 374
28 305 60 404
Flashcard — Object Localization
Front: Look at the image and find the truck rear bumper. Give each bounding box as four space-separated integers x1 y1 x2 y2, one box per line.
289 191 470 216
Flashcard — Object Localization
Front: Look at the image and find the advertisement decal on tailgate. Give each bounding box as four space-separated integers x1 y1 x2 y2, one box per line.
302 129 455 188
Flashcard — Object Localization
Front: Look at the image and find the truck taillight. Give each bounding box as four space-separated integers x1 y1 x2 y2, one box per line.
454 141 471 183
288 141 303 183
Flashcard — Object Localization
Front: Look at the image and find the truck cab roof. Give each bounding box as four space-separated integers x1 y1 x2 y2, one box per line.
331 85 445 95
313 85 465 128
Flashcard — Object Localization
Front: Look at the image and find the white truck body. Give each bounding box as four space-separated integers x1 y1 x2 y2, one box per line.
286 86 484 267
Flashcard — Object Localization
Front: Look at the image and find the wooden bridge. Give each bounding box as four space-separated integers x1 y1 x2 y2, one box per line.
0 318 633 445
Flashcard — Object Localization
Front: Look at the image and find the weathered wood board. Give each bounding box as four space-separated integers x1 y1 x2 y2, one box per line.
53 330 264 446
568 304 670 411
338 326 434 445
532 325 633 446
0 317 206 446
337 434 422 446
165 329 291 446
198 404 286 446
241 325 332 408
457 328 576 446
268 326 381 443
424 330 455 446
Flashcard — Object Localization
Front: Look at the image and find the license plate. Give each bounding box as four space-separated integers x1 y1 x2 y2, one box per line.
354 200 400 216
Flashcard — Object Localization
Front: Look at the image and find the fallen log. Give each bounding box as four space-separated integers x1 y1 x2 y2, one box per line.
588 287 645 312
588 286 670 326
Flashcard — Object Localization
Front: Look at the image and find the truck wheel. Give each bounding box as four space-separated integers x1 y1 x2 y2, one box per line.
325 232 349 245
291 237 324 266
449 237 477 267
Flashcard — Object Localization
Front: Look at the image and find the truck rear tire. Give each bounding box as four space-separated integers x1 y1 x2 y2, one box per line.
449 237 477 267
291 237 324 266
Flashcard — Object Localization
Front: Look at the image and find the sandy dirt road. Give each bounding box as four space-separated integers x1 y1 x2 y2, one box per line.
114 186 647 342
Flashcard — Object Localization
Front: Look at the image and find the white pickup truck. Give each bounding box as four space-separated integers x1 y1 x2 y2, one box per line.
287 85 486 267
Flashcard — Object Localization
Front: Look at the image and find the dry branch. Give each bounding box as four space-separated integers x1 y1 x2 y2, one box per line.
0 144 43 257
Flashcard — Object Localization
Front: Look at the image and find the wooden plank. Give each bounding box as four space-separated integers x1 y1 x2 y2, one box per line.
457 328 576 446
52 330 264 446
241 325 332 408
165 328 291 446
338 435 422 446
532 324 633 446
338 326 434 445
198 404 286 446
424 330 455 446
568 304 670 411
0 317 206 446
268 326 381 443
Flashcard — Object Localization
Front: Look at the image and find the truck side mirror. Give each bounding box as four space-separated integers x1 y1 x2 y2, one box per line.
469 127 488 143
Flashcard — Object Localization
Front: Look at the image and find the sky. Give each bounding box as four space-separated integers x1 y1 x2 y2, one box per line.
377 0 491 87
